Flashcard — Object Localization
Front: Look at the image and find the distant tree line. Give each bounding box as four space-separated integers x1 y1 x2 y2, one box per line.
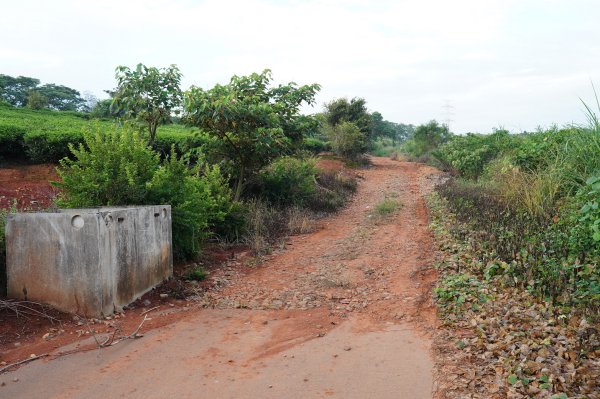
0 74 92 112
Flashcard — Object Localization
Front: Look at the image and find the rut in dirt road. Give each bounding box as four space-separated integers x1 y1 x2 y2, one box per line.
2 158 442 399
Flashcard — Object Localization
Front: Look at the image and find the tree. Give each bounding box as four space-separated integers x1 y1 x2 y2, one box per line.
184 69 320 200
411 120 452 156
81 91 99 112
35 84 85 111
0 75 40 106
371 112 415 144
27 90 49 110
112 63 183 144
324 97 373 138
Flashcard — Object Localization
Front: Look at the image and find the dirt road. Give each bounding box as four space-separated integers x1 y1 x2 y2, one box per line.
1 158 441 399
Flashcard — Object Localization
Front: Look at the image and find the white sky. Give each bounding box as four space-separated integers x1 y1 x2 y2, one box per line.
1 0 599 133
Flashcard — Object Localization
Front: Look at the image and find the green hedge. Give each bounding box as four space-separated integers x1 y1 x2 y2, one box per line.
0 106 200 163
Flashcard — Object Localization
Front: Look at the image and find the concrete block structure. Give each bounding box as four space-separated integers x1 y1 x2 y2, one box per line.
6 206 173 317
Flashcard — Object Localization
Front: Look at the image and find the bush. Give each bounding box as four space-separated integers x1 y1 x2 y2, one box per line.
55 127 232 260
310 169 357 212
302 137 330 154
374 197 401 216
0 123 26 158
242 200 289 255
258 157 317 207
403 120 450 158
146 151 232 259
326 121 367 161
0 106 198 163
433 130 515 179
24 129 85 163
55 126 160 207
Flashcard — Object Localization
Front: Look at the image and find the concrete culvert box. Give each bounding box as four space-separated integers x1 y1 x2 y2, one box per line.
6 206 173 317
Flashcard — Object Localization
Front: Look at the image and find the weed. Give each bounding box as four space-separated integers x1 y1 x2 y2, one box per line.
373 196 402 217
184 265 207 281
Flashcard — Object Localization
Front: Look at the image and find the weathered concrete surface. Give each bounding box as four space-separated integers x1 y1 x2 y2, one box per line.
6 206 172 316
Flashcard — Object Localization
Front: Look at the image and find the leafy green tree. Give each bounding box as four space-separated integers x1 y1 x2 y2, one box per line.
36 84 85 111
324 97 373 137
27 90 49 110
90 99 118 119
0 75 40 106
112 63 183 144
184 69 320 200
411 120 452 156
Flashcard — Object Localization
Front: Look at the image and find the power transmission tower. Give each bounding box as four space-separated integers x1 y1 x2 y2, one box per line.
442 100 455 133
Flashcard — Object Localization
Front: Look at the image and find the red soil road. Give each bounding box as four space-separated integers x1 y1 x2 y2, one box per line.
0 158 442 399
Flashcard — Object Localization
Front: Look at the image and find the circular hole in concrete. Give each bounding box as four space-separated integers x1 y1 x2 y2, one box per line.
162 208 167 218
71 215 84 229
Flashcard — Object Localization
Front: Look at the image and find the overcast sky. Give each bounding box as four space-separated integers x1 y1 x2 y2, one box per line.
2 0 599 133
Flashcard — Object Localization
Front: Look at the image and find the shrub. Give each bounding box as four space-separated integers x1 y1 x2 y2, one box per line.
55 126 160 207
433 130 515 179
24 130 84 163
326 121 367 161
146 150 231 259
0 123 26 158
302 137 330 154
184 265 207 281
242 200 289 255
404 120 451 158
55 127 232 260
258 157 317 207
310 169 357 212
0 106 198 163
374 197 401 216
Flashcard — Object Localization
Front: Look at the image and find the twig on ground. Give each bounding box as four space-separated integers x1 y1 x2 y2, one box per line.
129 315 149 338
140 306 160 316
0 354 49 374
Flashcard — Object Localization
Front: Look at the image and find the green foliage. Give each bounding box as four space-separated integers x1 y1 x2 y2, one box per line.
302 137 330 154
373 197 401 216
434 273 488 314
27 90 49 110
370 137 403 157
433 130 515 179
370 111 414 143
184 69 320 200
90 98 119 119
0 106 198 162
578 176 600 243
35 84 84 111
55 126 232 260
113 63 183 144
146 150 231 259
184 265 207 281
55 125 160 207
324 97 372 138
257 157 317 207
0 74 40 106
404 120 451 158
326 121 367 160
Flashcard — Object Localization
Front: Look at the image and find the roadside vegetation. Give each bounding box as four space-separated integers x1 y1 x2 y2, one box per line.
0 65 406 282
401 97 600 396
